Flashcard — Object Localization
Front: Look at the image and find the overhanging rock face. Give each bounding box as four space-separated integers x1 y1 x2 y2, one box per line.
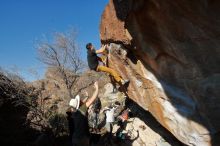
100 0 220 145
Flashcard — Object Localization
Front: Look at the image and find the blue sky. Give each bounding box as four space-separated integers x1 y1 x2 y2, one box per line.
0 0 109 81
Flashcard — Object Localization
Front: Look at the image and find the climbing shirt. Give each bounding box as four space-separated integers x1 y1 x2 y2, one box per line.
106 107 115 123
120 109 129 121
87 49 99 70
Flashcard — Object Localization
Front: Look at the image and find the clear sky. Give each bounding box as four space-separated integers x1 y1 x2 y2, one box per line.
0 0 109 81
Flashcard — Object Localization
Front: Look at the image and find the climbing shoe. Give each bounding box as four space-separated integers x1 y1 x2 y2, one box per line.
121 79 130 86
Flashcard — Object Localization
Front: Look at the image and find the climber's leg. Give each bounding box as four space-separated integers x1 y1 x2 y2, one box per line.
97 56 107 66
96 65 122 83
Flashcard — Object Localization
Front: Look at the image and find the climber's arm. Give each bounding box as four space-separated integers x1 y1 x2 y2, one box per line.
86 82 99 108
100 107 110 113
96 45 106 54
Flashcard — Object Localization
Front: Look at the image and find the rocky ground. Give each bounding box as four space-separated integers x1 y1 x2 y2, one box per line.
0 68 184 146
88 83 184 146
30 69 184 146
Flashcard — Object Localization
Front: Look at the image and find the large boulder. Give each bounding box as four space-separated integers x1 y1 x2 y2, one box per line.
100 0 220 145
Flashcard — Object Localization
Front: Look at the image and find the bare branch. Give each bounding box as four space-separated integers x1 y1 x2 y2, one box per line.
36 29 85 97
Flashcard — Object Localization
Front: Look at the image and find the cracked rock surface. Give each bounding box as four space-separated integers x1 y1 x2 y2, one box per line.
100 0 220 145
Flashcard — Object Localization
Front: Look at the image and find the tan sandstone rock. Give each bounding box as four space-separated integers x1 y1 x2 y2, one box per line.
100 0 220 145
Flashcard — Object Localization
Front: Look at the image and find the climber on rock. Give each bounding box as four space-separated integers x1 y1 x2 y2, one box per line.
86 42 129 87
67 81 99 146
